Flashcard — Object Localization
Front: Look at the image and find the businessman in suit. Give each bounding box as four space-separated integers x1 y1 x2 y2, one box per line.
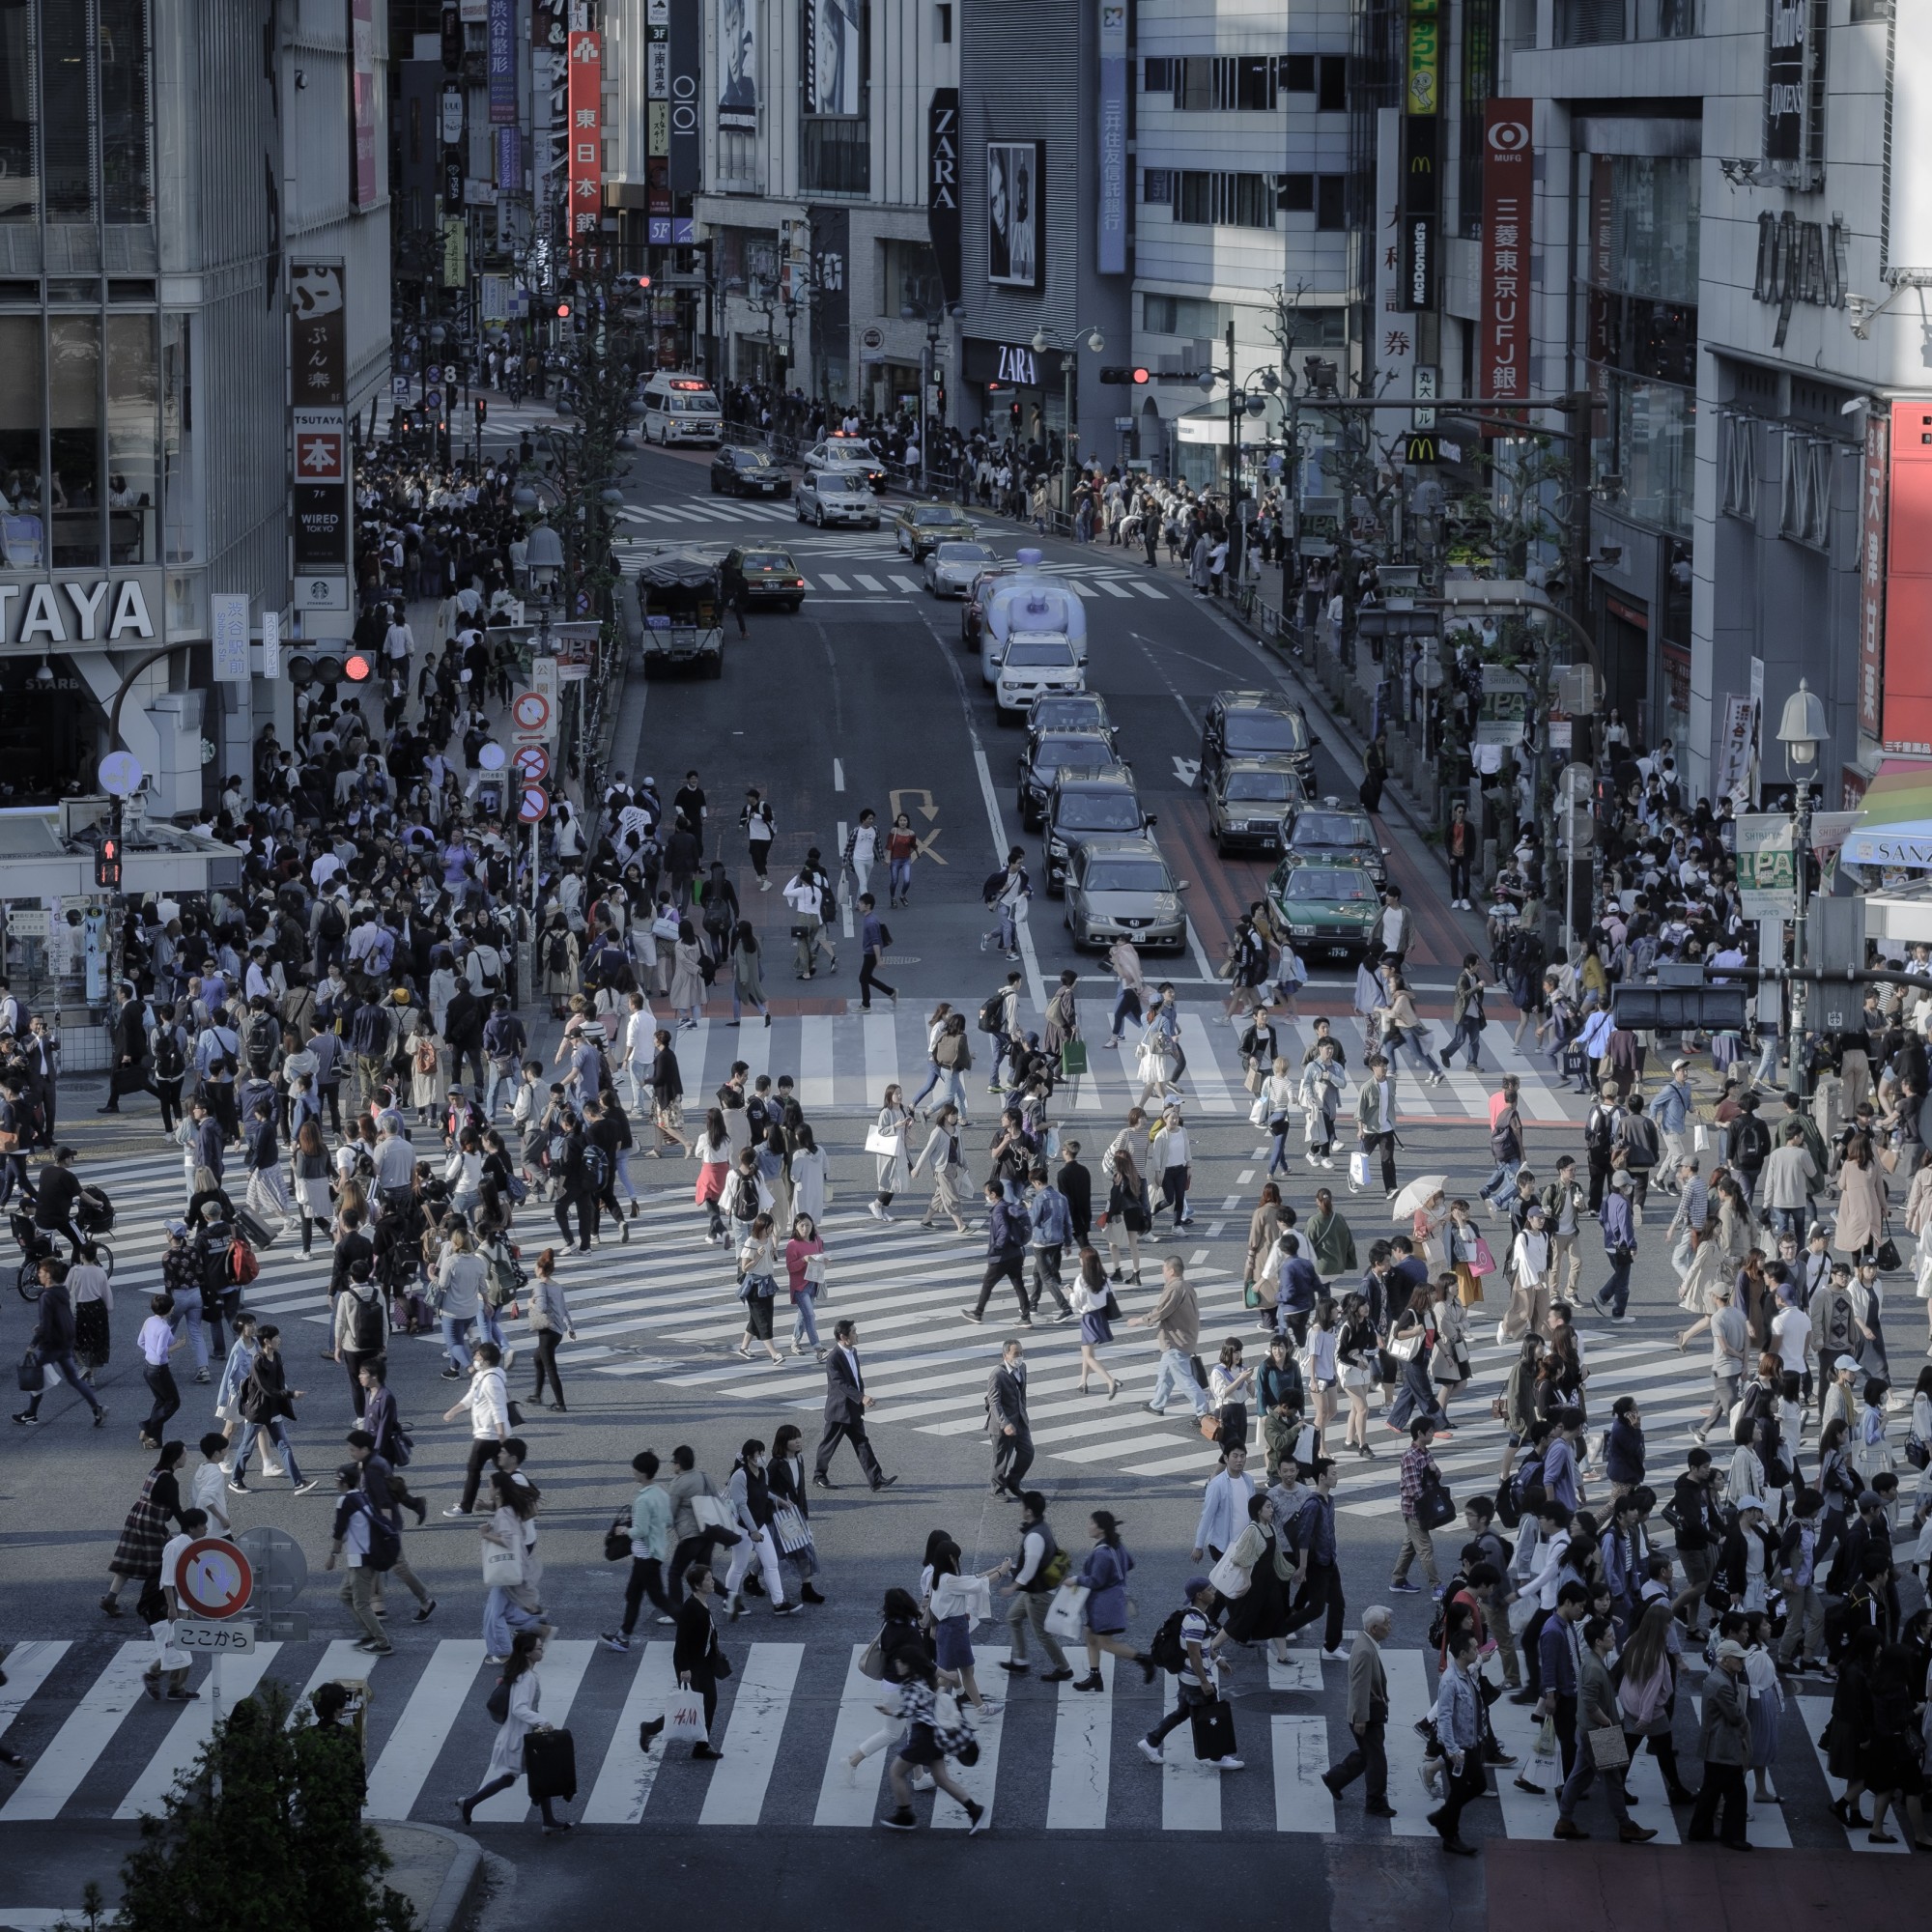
987 1337 1034 1498
813 1318 895 1491
1321 1605 1396 1815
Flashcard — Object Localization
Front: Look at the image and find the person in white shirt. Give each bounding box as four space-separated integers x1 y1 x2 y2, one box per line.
190 1431 233 1537
146 1512 211 1699
441 1342 510 1517
1192 1442 1256 1562
137 1293 185 1450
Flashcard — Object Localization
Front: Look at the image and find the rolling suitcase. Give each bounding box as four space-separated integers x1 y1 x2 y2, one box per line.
233 1204 279 1252
1189 1696 1237 1762
524 1726 578 1803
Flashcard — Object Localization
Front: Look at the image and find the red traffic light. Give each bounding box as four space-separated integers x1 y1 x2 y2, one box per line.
96 837 121 890
556 300 572 320
343 653 372 683
638 275 651 290
1131 367 1151 384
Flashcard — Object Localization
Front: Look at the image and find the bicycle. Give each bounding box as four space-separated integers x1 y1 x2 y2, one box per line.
12 1199 117 1300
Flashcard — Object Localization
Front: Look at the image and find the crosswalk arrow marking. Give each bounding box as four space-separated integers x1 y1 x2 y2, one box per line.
1173 756 1201 787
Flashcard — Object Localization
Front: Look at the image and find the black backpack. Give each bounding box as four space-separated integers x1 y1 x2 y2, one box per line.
154 1028 185 1082
1735 1116 1770 1167
1150 1607 1190 1675
318 899 347 943
979 990 1007 1036
346 1292 384 1353
547 931 572 976
245 1012 278 1073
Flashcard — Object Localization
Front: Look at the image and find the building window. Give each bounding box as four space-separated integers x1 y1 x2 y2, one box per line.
935 2 951 42
0 312 43 562
99 0 153 224
1143 292 1227 337
1719 412 1757 522
0 0 36 222
1316 174 1346 229
1555 0 1627 44
803 117 869 194
1279 174 1315 212
1458 0 1497 234
1143 57 1174 92
878 236 940 316
161 309 197 567
1317 53 1347 110
1174 170 1278 229
48 313 100 565
42 0 90 220
1283 53 1315 92
1594 372 1694 538
105 309 156 562
1777 430 1833 549
1150 56 1310 111
1142 168 1171 204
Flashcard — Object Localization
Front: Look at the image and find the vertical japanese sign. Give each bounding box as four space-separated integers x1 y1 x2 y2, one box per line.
211 595 251 685
668 0 701 197
567 27 603 260
350 0 378 207
1406 0 1439 114
1859 404 1889 742
489 0 517 125
927 88 961 306
1399 0 1437 312
290 263 352 602
1374 109 1415 392
1097 0 1127 275
1480 99 1532 420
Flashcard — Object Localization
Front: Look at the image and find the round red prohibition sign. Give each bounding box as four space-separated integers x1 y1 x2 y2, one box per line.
174 1537 254 1620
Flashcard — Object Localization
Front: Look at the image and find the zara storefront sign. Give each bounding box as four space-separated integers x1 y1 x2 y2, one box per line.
0 574 159 648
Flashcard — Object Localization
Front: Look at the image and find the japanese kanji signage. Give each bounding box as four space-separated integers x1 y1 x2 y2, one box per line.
1480 99 1532 425
1860 405 1889 743
290 263 347 408
489 0 517 124
1374 109 1415 392
567 26 604 258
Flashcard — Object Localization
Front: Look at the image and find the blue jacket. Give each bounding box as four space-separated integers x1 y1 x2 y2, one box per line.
1028 1186 1072 1247
1652 1078 1692 1133
1538 1613 1580 1697
1602 1190 1634 1256
985 1198 1026 1259
1279 1254 1321 1314
1605 1414 1645 1487
1077 1538 1133 1631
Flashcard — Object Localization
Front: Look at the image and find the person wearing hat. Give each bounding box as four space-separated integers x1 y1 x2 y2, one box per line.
1718 1494 1776 1612
1501 1201 1552 1347
1686 1637 1752 1847
1652 1058 1695 1189
1136 1574 1240 1772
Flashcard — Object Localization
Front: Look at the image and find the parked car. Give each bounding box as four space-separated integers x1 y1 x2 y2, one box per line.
1063 836 1186 950
795 471 883 528
1017 727 1119 830
925 540 1000 597
710 447 792 497
1044 766 1150 890
1264 858 1381 962
893 501 978 558
1204 757 1305 855
723 546 807 613
1200 689 1315 791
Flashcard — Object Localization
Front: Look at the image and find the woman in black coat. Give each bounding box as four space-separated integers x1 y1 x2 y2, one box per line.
765 1423 826 1605
671 1563 727 1759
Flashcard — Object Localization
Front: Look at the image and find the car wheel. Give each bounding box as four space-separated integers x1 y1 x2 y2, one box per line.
709 475 720 494
786 599 803 613
814 507 824 526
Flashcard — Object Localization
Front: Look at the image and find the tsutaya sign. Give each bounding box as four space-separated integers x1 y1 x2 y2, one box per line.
0 574 158 648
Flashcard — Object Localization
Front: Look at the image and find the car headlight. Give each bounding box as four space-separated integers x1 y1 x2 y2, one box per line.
1289 923 1315 938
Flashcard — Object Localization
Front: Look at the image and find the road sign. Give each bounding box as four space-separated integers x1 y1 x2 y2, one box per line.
1557 762 1595 808
513 743 550 782
518 784 550 824
175 1621 258 1654
476 740 507 771
510 689 553 736
98 751 143 798
175 1537 254 1620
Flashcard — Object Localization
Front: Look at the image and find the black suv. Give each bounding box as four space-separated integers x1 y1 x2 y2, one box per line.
1200 690 1314 792
1044 765 1150 892
1018 728 1120 830
709 447 792 497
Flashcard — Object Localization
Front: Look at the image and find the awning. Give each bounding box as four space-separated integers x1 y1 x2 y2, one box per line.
1841 757 1932 868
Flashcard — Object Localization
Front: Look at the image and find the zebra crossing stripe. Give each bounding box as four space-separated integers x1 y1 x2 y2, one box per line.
362 1640 485 1821
581 1640 677 1825
699 1643 804 1825
1 1642 152 1822
1271 1715 1336 1832
471 1640 596 1823
1130 582 1167 600
813 1644 895 1827
1797 1695 1906 1854
932 1647 1009 1828
1159 1680 1223 1829
0 1641 70 1745
1096 581 1134 599
1382 1648 1441 1838
1045 1650 1115 1830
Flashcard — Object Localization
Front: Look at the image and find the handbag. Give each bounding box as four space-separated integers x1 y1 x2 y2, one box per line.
481 1537 526 1588
1060 1039 1089 1078
15 1348 43 1393
1207 1551 1250 1600
771 1501 812 1557
1875 1236 1902 1272
1416 1473 1457 1531
604 1513 632 1563
1386 1328 1423 1363
1691 1122 1711 1152
1468 1236 1497 1278
859 1631 888 1681
1101 1290 1122 1321
1350 1151 1374 1188
664 1689 709 1745
1190 1696 1237 1762
691 1492 732 1532
1533 1715 1558 1762
1248 1094 1269 1129
864 1124 900 1156
1586 1725 1631 1771
1199 1412 1223 1441
1042 1582 1090 1643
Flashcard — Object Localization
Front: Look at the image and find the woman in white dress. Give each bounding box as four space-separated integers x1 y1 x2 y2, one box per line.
457 1629 572 1833
788 1123 828 1225
870 1085 912 1223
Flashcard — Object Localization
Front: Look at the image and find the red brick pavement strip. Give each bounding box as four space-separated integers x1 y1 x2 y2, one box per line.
1484 1837 1910 1932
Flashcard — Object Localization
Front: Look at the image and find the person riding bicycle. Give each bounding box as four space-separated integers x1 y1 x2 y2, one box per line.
33 1147 106 1259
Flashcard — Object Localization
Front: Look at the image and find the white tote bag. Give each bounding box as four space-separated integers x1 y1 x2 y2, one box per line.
691 1492 733 1533
864 1124 901 1156
1207 1552 1251 1600
1042 1582 1090 1643
664 1688 709 1745
1350 1151 1374 1188
480 1537 526 1588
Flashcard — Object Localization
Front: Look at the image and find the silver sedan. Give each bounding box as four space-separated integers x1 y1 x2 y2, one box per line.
924 540 1000 596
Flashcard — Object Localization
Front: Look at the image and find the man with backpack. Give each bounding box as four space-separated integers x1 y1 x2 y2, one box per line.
1137 1575 1241 1772
997 1491 1073 1682
1582 1084 1623 1214
194 1007 242 1140
325 1461 399 1655
1724 1092 1772 1208
979 972 1023 1094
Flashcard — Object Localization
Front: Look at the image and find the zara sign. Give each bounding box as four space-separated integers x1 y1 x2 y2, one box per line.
0 575 159 649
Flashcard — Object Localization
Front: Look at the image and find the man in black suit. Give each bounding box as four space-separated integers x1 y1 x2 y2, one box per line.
99 983 156 1114
813 1318 895 1491
987 1336 1033 1498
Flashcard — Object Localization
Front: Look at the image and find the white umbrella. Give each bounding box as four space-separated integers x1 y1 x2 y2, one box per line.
1390 1176 1448 1220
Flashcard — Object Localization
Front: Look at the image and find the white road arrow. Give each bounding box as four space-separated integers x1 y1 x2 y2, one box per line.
1173 755 1201 787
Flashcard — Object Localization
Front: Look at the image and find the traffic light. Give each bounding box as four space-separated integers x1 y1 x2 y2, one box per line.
475 396 488 425
95 836 121 891
1098 367 1151 386
343 652 373 683
555 299 572 321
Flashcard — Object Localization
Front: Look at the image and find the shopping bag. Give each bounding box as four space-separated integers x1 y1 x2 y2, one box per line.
1469 1236 1497 1278
771 1502 812 1558
1207 1551 1251 1600
1350 1151 1373 1189
1189 1696 1238 1761
149 1620 190 1674
524 1726 578 1802
1248 1094 1269 1128
480 1538 526 1588
1416 1473 1457 1530
1691 1122 1711 1152
1586 1725 1630 1771
1043 1582 1090 1643
1533 1715 1558 1762
664 1689 709 1745
691 1492 733 1532
864 1125 900 1156
1060 1039 1090 1078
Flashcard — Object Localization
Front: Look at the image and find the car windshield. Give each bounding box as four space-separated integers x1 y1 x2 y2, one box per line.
1033 696 1105 730
734 451 773 469
1083 859 1170 894
822 478 870 496
1057 792 1141 832
1225 771 1295 802
670 392 719 412
1280 867 1375 902
1006 640 1076 668
1037 736 1111 772
936 543 995 564
1226 709 1307 753
1293 811 1374 847
913 506 953 525
742 553 791 571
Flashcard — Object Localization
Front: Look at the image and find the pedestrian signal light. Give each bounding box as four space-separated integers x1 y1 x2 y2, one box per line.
556 300 572 320
95 838 121 890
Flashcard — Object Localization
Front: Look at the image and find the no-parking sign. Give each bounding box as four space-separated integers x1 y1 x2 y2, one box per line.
174 1538 254 1620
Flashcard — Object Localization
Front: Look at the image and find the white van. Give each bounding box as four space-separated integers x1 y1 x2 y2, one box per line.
641 372 724 446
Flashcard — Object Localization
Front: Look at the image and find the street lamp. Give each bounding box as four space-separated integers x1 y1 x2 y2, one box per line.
1776 676 1829 1092
1030 325 1106 516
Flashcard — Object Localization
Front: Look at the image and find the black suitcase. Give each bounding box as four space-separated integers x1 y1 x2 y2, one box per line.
1189 1696 1236 1762
233 1205 279 1252
524 1726 578 1802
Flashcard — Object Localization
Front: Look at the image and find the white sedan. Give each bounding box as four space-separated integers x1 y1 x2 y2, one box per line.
795 471 883 528
803 437 887 489
924 540 999 596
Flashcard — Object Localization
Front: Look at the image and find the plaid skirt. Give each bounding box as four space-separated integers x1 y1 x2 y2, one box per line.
109 1474 171 1579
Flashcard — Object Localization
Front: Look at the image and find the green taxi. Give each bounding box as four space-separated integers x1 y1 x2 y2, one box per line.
1264 858 1382 964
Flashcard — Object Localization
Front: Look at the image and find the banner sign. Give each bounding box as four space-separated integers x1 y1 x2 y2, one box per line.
1479 99 1532 415
489 0 517 124
1097 0 1127 274
927 89 961 306
567 28 603 256
1860 405 1888 741
1735 812 1796 919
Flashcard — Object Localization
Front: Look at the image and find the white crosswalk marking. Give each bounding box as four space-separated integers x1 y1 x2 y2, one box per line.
1130 581 1168 599
1271 1715 1336 1832
114 1644 282 1818
1044 1651 1114 1829
0 1641 70 1743
699 1642 804 1824
471 1640 596 1822
819 573 849 590
1797 1695 1906 1853
362 1640 485 1820
854 574 886 592
1096 580 1134 599
289 1640 380 1725
2 1642 152 1821
582 1641 678 1824
932 1649 1009 1828
1158 1684 1223 1828
890 575 922 593
814 1644 895 1827
1380 1648 1441 1838
1688 1696 1789 1848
